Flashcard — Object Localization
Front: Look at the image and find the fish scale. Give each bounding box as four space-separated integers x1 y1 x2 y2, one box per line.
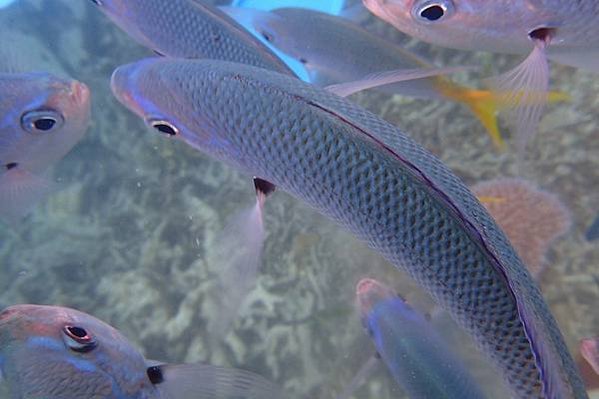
111 59 587 398
94 0 293 75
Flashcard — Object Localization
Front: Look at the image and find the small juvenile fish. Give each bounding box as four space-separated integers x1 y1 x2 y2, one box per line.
356 278 486 398
473 178 571 278
0 304 285 398
0 72 90 223
111 58 586 398
90 0 294 75
363 0 588 153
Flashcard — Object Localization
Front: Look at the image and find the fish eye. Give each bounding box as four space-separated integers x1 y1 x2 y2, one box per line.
21 110 64 133
62 325 97 353
413 0 454 22
148 119 179 137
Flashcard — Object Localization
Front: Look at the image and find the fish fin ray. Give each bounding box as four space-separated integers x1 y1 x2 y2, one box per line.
154 363 285 399
325 66 474 97
485 43 549 156
206 182 271 340
336 353 380 399
0 168 52 224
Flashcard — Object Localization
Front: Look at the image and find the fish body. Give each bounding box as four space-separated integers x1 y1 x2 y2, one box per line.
362 0 599 70
0 72 90 222
90 0 293 75
0 304 284 398
111 58 586 398
586 215 599 241
356 278 486 398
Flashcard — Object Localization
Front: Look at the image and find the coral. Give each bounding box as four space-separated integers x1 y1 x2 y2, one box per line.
473 178 571 278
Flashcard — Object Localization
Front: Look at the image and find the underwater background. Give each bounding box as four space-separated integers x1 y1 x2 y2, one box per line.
0 0 597 398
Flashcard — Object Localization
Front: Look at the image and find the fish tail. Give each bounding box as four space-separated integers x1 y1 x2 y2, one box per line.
0 168 52 224
436 78 569 151
437 79 507 149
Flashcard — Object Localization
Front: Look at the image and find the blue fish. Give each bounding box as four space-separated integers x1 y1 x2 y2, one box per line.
356 278 486 398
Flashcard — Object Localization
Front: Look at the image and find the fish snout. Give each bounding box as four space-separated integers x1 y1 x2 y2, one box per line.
356 278 393 316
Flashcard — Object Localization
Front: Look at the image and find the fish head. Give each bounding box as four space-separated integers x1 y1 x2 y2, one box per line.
0 304 154 397
362 0 548 53
0 72 90 173
355 278 398 318
111 58 237 161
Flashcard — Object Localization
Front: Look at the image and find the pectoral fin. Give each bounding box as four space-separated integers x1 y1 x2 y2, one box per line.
485 38 550 156
0 166 53 224
150 363 286 399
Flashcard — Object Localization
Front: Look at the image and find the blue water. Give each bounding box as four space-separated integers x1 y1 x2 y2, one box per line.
0 0 597 398
0 0 15 9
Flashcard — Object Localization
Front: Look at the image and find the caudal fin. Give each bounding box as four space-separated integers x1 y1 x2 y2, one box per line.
0 168 53 224
437 79 569 151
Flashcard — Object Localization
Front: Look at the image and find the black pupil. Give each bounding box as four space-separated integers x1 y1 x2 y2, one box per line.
420 5 445 21
67 326 88 339
147 366 164 384
34 118 56 131
154 124 176 136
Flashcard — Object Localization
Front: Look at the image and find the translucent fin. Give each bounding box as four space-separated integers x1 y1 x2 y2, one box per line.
206 179 273 341
0 168 52 224
153 363 286 399
485 41 550 156
325 66 473 98
336 353 380 399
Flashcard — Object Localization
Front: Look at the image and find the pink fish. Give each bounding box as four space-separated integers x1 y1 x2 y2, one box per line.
0 72 90 223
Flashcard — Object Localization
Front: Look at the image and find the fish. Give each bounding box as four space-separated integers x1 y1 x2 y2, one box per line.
110 57 586 398
586 215 599 241
0 304 285 398
0 72 90 223
356 278 486 398
89 0 294 75
473 178 571 278
236 7 514 148
362 0 587 154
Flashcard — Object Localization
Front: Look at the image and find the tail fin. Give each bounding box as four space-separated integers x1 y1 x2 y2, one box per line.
437 78 569 151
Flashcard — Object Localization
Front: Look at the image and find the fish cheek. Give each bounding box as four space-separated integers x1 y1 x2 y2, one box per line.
15 355 112 397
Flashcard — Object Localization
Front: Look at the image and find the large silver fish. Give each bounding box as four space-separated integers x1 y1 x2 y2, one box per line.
0 304 285 398
89 0 293 75
0 72 90 223
363 0 596 153
110 58 586 398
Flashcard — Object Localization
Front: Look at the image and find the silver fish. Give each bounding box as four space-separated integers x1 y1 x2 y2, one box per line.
0 304 285 398
0 72 90 223
110 58 586 398
90 0 293 75
230 6 512 148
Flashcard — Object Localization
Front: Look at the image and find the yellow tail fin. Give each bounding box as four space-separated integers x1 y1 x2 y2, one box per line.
435 77 569 150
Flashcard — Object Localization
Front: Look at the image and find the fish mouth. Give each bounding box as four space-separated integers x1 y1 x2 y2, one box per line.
356 278 394 316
